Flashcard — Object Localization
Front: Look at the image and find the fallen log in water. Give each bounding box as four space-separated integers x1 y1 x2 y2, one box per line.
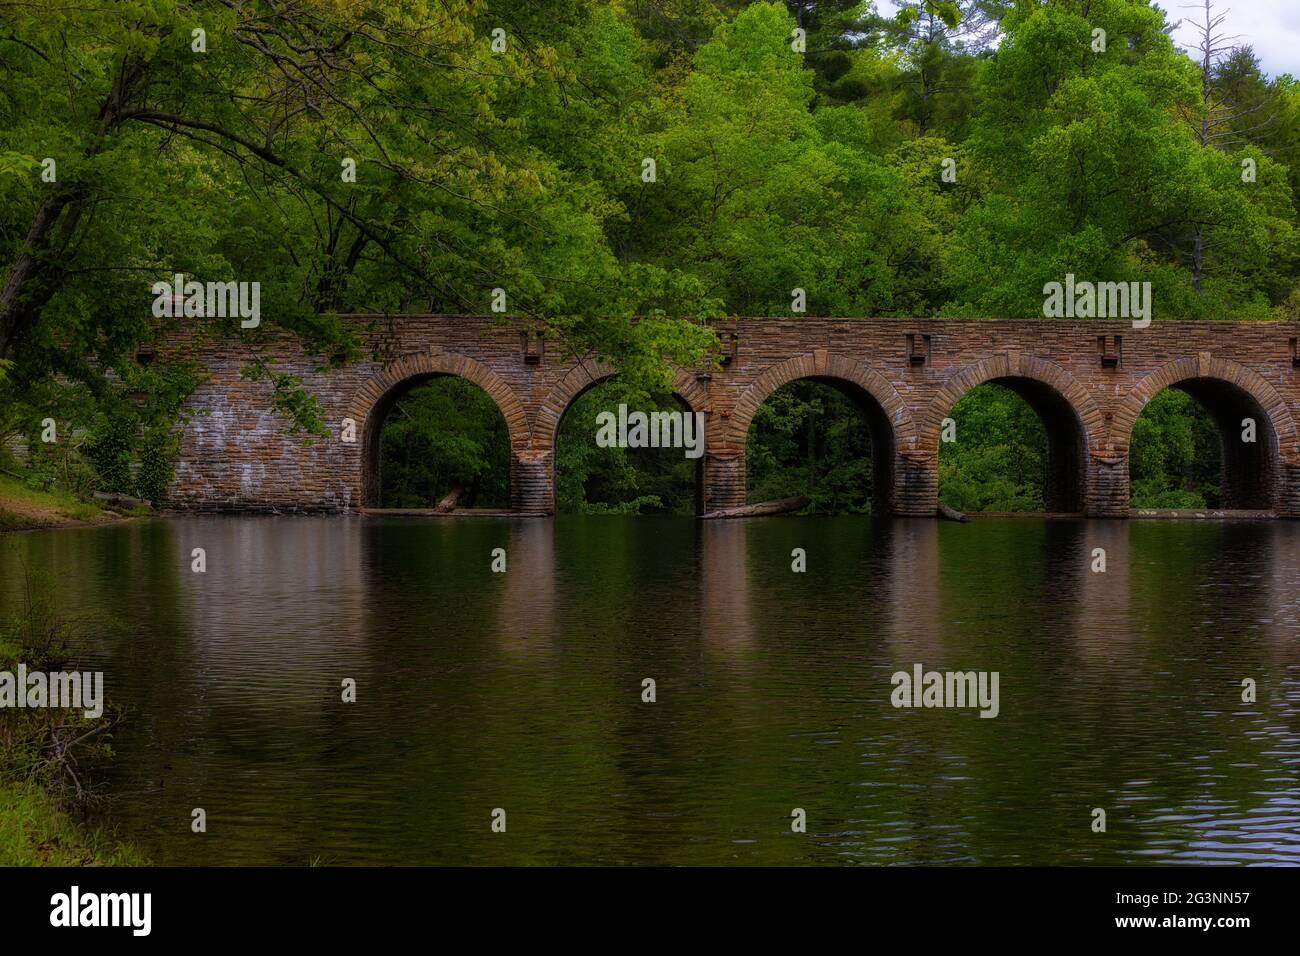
938 500 969 522
702 495 810 519
433 484 465 514
92 491 151 511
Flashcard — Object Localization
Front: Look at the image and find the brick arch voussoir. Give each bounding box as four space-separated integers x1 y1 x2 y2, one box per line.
346 350 531 450
726 352 916 451
1112 356 1300 462
918 353 1103 457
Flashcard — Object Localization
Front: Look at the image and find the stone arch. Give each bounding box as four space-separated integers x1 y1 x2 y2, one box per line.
346 350 529 508
534 361 708 451
1113 354 1298 510
535 360 710 514
728 351 915 446
919 353 1103 513
728 351 916 513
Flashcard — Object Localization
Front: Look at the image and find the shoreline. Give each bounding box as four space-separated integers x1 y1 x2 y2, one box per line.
0 611 145 867
0 475 148 534
0 780 144 866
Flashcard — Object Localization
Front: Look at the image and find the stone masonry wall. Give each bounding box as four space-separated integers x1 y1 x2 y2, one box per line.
164 316 1300 517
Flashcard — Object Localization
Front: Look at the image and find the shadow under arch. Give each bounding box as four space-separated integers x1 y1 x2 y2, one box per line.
733 353 915 515
728 352 916 514
537 361 710 515
345 351 529 508
1113 356 1299 511
919 353 1102 514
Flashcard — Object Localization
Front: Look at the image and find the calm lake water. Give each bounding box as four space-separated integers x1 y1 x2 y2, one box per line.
2 516 1299 865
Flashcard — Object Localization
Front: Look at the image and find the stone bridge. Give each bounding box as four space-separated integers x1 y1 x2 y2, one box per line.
164 316 1300 517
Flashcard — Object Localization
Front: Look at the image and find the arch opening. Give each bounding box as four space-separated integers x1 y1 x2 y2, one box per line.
553 379 703 515
363 375 512 509
1130 378 1279 511
745 376 895 514
938 377 1087 514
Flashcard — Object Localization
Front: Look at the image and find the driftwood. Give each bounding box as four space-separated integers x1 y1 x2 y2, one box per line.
938 499 969 522
702 495 810 519
93 491 150 511
433 484 466 514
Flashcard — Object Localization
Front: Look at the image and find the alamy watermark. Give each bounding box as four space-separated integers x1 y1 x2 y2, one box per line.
151 274 260 328
595 404 705 459
891 663 1000 719
1042 273 1151 328
0 665 103 718
50 886 150 936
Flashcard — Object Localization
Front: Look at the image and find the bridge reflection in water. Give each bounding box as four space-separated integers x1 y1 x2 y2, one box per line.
4 514 1297 865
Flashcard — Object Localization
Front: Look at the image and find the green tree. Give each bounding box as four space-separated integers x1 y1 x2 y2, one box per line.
1128 388 1220 507
876 0 1004 136
947 0 1294 318
378 378 511 509
625 2 926 314
0 1 717 425
555 382 698 514
938 384 1046 512
746 380 875 512
783 1 876 101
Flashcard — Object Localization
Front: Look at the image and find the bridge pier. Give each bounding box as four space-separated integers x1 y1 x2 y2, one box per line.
1087 455 1130 518
513 449 553 515
895 454 939 516
703 452 746 514
1282 462 1300 518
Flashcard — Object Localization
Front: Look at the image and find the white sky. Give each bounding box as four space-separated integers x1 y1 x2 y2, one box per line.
1166 0 1300 78
876 0 1300 79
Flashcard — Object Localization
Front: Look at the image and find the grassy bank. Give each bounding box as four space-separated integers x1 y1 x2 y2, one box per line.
0 780 144 866
0 594 146 866
0 473 122 532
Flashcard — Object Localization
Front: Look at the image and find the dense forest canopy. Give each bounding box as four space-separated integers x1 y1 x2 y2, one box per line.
1 1 1296 511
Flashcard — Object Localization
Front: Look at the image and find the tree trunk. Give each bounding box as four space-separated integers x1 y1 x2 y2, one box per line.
702 495 810 519
938 499 969 522
1191 229 1204 292
1 56 144 360
434 484 465 513
0 192 85 359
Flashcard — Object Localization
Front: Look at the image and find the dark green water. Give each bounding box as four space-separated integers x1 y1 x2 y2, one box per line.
2 516 1299 865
